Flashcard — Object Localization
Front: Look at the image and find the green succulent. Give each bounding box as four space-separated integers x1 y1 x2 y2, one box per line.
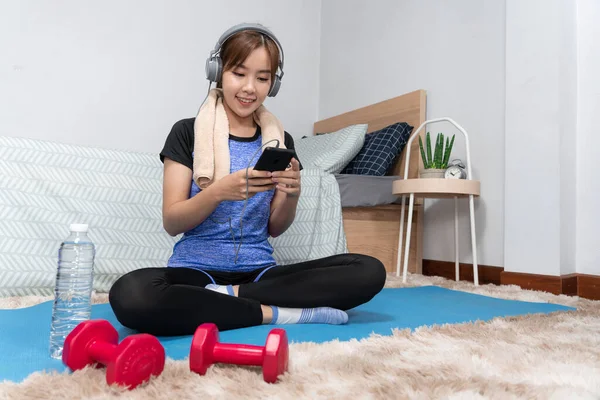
418 132 455 169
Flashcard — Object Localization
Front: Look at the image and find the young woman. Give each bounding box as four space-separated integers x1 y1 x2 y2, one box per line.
109 24 386 336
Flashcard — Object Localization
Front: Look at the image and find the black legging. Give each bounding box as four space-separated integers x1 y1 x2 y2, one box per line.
109 253 386 336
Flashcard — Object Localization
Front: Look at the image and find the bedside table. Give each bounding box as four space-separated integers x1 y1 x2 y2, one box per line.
393 117 481 285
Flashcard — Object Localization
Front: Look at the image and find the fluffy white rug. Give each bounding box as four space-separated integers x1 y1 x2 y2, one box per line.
0 273 599 400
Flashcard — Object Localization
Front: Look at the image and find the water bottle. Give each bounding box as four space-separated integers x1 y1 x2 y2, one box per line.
49 223 96 359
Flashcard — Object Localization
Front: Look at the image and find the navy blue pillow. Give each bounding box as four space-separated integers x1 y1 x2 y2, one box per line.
341 122 413 176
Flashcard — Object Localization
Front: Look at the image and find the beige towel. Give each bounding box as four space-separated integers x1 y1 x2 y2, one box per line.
193 88 286 189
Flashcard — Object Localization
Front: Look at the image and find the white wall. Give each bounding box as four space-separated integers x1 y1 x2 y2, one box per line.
559 0 578 276
320 0 507 268
576 0 600 276
505 0 599 277
0 0 321 153
504 0 577 276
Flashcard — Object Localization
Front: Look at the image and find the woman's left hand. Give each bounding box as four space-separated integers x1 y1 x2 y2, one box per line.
271 158 301 198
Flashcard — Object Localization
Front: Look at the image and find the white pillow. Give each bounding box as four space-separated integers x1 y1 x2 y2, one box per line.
294 124 367 174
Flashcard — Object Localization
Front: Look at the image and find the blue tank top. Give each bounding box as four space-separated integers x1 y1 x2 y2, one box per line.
167 135 276 272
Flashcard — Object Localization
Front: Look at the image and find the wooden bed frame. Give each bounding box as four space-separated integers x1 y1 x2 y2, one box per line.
313 89 427 275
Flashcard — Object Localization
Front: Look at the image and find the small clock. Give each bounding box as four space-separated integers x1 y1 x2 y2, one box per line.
444 164 467 179
448 159 465 168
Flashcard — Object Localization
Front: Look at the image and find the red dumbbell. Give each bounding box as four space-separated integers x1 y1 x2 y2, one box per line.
189 323 288 383
62 319 165 390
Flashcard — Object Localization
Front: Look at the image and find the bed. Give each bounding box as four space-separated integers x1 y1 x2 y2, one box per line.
0 91 426 296
312 90 427 275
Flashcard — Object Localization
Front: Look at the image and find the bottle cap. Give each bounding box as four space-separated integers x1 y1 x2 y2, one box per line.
69 224 89 233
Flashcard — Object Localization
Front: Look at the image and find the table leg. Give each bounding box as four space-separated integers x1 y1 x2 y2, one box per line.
402 193 415 283
396 195 406 277
455 196 459 281
469 194 479 286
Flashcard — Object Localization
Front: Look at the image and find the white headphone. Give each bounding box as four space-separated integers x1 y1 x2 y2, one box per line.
205 23 285 97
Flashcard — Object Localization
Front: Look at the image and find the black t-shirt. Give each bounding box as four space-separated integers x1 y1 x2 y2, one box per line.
159 118 302 170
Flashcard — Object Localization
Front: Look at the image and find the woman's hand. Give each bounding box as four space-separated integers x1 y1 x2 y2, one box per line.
271 158 301 198
213 168 275 202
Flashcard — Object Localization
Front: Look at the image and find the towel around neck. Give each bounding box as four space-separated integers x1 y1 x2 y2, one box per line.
193 88 286 189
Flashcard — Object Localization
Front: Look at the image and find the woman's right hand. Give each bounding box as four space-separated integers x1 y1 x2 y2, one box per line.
213 168 275 202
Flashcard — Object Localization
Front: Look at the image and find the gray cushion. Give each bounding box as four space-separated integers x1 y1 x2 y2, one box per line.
294 124 367 174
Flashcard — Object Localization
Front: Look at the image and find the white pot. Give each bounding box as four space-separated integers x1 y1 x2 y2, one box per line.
419 168 445 179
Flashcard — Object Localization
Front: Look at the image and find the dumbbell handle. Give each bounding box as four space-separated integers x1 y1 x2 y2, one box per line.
87 341 118 366
212 343 265 366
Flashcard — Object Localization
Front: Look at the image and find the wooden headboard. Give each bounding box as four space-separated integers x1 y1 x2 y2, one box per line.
313 89 426 179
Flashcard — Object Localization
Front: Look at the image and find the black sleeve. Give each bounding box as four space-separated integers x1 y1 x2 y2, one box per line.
284 131 304 171
159 118 194 170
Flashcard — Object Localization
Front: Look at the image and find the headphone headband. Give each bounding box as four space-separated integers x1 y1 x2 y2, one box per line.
206 23 285 97
210 23 284 72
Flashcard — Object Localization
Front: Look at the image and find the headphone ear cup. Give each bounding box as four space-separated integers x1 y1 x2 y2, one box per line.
205 56 222 83
268 75 281 97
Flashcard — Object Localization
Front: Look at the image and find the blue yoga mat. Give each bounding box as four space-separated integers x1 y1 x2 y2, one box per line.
0 286 574 383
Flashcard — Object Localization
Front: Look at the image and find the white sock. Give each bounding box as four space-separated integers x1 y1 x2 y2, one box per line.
270 306 348 325
205 285 349 325
205 284 235 296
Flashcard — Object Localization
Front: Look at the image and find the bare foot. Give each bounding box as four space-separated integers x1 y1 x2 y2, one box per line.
261 305 273 324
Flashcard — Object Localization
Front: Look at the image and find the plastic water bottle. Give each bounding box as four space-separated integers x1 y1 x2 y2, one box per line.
49 224 96 359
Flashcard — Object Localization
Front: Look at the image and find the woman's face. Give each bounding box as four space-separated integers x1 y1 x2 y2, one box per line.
221 46 273 121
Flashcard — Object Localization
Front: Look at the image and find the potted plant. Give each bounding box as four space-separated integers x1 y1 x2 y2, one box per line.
418 132 455 178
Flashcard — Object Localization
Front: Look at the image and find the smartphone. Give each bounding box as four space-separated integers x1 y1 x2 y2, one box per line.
254 147 296 172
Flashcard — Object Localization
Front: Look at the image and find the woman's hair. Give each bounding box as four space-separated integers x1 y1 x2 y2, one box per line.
217 30 280 88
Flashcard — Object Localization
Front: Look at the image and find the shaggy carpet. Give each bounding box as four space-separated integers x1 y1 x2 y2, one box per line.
0 273 598 400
